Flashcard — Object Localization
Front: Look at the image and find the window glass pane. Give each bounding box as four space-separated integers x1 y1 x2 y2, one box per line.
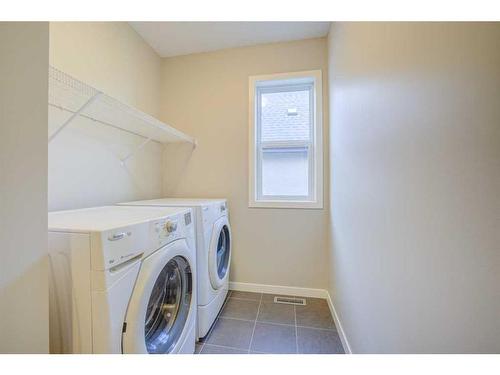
261 147 309 197
260 88 310 142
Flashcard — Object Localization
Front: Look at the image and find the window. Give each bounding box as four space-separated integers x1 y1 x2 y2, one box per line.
249 70 323 209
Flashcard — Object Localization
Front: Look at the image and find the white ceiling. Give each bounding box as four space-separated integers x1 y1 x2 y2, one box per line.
130 22 331 57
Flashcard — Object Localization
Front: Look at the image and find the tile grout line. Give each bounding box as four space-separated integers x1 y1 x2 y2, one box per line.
219 316 290 325
247 292 263 353
198 341 206 354
294 304 298 354
201 342 248 352
216 315 337 332
296 325 338 332
227 297 263 302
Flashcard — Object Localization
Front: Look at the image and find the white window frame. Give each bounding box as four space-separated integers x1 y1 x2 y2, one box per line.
248 70 323 209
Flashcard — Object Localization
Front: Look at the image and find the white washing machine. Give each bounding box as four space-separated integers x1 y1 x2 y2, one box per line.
118 198 231 339
48 205 197 354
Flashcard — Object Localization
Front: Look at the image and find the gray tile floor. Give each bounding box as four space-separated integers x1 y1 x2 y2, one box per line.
195 290 345 354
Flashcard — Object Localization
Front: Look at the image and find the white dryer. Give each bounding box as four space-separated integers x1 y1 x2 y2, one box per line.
48 205 197 354
118 198 231 339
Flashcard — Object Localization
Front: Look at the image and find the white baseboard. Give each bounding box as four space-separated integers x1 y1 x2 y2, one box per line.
229 281 328 299
325 291 352 354
229 281 352 354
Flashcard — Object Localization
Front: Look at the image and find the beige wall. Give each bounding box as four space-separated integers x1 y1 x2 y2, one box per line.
0 22 49 353
160 38 330 289
327 22 500 353
48 22 164 211
50 22 161 116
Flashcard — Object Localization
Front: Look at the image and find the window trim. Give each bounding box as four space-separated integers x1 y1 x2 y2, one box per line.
248 70 323 209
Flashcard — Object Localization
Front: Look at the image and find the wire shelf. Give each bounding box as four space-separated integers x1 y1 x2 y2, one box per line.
48 66 196 146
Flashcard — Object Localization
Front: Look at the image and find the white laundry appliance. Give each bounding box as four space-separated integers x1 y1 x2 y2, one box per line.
48 205 197 354
118 198 231 339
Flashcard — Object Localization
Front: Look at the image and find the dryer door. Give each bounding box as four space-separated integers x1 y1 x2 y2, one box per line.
208 216 232 290
122 240 193 354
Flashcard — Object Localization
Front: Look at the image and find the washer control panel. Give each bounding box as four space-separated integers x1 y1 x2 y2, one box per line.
154 218 180 241
149 209 194 252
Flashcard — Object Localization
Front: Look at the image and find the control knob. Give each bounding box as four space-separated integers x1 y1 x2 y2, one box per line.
164 221 177 233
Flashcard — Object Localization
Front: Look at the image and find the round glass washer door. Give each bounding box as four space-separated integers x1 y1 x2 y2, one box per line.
144 256 192 354
215 225 231 280
208 217 232 290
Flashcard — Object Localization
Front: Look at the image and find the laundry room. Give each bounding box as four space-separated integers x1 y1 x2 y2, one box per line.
44 21 333 355
1 3 500 373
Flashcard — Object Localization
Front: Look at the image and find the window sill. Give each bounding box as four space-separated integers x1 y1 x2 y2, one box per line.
248 200 323 209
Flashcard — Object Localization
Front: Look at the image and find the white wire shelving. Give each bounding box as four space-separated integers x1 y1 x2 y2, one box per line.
48 66 196 163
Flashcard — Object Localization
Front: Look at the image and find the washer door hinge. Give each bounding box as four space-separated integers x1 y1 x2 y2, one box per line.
122 322 127 333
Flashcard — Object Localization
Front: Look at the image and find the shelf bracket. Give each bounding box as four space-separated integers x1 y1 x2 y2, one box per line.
48 92 102 143
120 137 153 165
